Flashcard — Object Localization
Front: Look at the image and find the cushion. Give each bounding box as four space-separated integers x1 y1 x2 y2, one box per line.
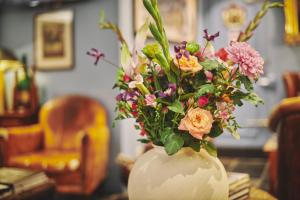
8 150 80 173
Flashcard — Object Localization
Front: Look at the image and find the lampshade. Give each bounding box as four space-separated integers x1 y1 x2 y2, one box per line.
0 48 23 71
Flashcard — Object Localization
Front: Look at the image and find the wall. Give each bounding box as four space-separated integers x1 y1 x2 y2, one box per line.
0 0 122 193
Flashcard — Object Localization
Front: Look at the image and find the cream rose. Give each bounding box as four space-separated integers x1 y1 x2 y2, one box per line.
178 108 214 139
174 55 203 73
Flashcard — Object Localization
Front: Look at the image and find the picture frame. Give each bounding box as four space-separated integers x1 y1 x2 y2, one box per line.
284 0 300 45
34 10 74 71
134 0 197 43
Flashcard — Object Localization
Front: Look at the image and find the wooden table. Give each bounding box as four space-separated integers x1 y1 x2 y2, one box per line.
0 110 38 128
96 187 276 200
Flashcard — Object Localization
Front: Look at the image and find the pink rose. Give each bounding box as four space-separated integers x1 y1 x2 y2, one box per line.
178 108 214 139
198 96 209 107
204 71 213 82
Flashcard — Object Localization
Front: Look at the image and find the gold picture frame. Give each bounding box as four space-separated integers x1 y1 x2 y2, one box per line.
134 0 197 43
34 10 74 71
284 0 300 45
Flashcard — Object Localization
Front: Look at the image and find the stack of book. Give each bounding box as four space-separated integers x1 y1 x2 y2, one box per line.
228 172 251 200
0 167 49 199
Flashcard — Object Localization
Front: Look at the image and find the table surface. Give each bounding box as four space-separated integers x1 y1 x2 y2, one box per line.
1 180 55 200
97 187 276 200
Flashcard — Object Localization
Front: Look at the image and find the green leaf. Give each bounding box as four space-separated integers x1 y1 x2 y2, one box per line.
204 141 217 157
149 23 163 43
161 128 173 144
186 42 200 54
181 133 201 152
142 43 162 59
231 91 247 106
208 122 223 138
143 0 157 20
155 52 170 71
167 100 184 115
196 84 215 97
137 138 150 144
200 60 219 71
164 134 184 155
244 92 264 106
227 126 240 140
134 125 140 130
189 142 201 152
240 76 253 91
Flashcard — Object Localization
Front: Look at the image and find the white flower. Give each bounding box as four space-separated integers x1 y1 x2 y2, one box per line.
128 74 144 89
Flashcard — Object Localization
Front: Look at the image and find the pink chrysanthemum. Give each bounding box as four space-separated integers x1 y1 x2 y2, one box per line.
225 42 264 79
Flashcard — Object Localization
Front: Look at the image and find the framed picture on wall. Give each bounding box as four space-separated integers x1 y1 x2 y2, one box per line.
284 0 300 45
34 10 74 71
134 0 197 43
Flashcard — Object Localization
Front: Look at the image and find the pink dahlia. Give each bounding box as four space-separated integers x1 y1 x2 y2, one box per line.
225 42 264 80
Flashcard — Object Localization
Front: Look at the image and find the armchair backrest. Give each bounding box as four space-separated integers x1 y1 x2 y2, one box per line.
283 72 300 97
40 95 108 150
269 97 300 200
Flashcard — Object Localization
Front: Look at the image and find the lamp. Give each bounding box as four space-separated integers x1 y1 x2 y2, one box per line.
0 48 23 114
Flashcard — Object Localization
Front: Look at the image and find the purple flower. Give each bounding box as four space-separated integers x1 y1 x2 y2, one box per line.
116 91 140 102
158 91 167 98
116 93 124 101
158 83 177 98
203 29 220 42
168 83 176 92
87 48 105 65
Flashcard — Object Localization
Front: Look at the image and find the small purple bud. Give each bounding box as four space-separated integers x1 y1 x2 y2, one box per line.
174 45 180 53
176 53 182 59
180 41 187 49
183 50 190 59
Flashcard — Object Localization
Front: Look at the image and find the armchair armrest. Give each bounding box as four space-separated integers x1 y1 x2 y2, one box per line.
268 97 300 132
0 124 44 165
80 125 110 194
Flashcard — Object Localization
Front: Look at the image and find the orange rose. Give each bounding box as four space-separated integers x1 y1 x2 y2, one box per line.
174 55 203 73
178 108 214 139
222 94 233 103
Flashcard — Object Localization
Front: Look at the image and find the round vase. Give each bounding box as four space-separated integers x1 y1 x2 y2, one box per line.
128 146 229 200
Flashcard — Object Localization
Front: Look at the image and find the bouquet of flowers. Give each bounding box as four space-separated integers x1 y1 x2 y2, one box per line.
88 0 282 156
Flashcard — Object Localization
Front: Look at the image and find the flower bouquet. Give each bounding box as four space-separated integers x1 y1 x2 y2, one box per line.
89 1 282 199
92 0 282 156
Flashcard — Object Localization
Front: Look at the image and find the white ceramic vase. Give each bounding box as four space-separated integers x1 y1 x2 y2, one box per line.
128 146 229 200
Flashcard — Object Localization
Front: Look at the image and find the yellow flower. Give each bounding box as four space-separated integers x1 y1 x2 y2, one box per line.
174 55 203 73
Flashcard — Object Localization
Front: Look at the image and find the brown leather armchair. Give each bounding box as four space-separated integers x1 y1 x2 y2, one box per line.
268 97 300 200
283 72 300 97
0 95 110 195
